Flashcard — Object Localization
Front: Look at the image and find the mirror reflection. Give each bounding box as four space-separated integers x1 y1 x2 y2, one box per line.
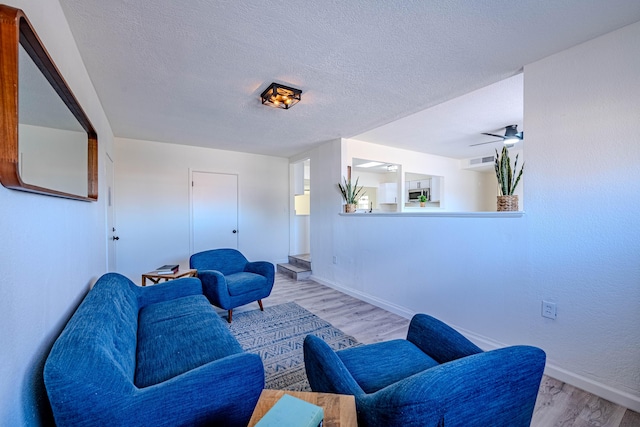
18 44 88 196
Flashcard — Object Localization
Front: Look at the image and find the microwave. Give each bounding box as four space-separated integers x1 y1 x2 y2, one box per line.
408 188 430 202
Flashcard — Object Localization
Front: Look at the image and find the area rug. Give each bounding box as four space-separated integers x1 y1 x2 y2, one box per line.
227 302 360 391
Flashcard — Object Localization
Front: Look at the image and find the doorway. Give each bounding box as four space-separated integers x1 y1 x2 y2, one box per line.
190 171 238 254
290 159 310 255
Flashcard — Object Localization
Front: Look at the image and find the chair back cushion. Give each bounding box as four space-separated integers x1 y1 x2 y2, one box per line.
190 249 248 275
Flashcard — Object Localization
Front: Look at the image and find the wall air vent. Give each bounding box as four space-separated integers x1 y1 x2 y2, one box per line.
462 155 495 170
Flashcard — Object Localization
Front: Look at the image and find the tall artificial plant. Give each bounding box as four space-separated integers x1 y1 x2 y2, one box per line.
494 146 524 196
337 166 365 204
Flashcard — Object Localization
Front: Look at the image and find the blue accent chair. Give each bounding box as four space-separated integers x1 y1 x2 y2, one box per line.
304 314 546 427
190 248 275 322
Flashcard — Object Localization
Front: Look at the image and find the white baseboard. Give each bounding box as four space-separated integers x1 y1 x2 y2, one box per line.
310 275 640 413
310 275 414 319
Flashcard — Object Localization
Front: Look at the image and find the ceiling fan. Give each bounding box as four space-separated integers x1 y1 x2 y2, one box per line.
470 124 524 147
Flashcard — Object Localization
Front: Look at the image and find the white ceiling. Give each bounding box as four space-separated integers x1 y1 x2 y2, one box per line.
57 0 640 158
352 74 524 159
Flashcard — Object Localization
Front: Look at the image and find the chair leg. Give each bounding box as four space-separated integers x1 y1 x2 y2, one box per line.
227 309 233 323
258 300 264 311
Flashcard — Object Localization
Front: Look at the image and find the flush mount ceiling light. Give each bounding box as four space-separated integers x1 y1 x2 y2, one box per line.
260 82 302 109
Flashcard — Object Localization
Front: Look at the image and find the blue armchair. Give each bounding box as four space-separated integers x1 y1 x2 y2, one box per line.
190 248 275 322
304 314 546 427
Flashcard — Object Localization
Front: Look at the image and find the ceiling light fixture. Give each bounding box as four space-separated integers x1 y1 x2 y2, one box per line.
260 82 302 109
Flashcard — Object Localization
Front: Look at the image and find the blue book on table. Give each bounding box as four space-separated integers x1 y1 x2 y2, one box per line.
256 393 324 427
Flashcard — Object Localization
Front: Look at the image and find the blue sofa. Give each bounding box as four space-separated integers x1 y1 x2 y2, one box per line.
304 313 546 427
44 273 265 427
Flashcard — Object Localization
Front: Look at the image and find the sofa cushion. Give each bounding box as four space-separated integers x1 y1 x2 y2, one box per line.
337 339 439 393
226 272 267 296
135 294 244 388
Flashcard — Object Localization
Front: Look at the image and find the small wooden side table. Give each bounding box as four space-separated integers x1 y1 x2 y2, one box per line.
248 389 357 427
141 269 197 286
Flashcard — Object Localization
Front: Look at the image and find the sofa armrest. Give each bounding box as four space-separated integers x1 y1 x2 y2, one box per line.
54 352 264 427
198 270 232 308
132 352 265 427
359 345 546 427
406 313 482 363
132 277 203 308
245 261 275 286
303 335 364 396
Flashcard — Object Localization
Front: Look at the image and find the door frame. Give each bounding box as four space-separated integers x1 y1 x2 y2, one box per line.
188 169 240 255
105 152 116 271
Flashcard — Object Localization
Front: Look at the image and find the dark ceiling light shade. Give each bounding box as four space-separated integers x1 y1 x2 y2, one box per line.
260 82 302 109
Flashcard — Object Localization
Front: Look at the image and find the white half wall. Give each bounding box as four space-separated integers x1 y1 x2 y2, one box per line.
0 0 114 425
114 138 290 283
308 21 640 411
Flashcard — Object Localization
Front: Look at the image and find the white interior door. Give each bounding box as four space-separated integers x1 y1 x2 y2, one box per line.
191 171 238 254
106 153 117 271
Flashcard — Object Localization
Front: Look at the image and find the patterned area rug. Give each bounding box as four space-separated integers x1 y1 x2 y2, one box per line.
227 302 360 391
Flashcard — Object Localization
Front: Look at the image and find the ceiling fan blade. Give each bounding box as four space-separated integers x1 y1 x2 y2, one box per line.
470 140 501 147
481 132 505 139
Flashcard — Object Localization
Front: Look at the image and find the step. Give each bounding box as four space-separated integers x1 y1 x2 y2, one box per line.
277 263 312 281
288 253 311 270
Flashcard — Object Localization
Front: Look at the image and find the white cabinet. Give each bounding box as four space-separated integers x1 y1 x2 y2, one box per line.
430 177 441 202
408 179 431 190
378 183 398 204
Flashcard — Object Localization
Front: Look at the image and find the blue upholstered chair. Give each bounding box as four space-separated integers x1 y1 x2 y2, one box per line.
190 248 275 322
304 314 546 427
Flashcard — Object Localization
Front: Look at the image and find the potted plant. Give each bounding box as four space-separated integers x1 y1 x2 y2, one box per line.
337 166 365 213
494 146 524 211
419 194 427 207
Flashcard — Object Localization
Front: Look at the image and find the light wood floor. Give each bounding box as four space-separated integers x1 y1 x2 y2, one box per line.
228 273 639 427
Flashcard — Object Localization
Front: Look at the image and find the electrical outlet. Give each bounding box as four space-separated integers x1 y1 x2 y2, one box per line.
332 256 338 264
542 301 557 319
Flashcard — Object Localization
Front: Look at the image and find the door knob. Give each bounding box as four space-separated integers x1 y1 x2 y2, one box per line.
112 236 120 241
232 230 237 234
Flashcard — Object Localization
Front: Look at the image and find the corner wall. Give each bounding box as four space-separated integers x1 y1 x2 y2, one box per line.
309 22 640 410
0 0 114 425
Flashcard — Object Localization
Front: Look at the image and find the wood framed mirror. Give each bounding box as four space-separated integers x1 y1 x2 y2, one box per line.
0 5 97 201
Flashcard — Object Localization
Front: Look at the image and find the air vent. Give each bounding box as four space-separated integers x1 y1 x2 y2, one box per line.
462 155 495 170
469 156 495 166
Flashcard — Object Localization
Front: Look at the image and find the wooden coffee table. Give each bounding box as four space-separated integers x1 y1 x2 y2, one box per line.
141 269 197 286
248 389 357 427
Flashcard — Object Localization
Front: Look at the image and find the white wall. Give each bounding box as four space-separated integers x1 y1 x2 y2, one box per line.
309 22 640 410
523 20 640 407
114 138 290 283
0 1 114 425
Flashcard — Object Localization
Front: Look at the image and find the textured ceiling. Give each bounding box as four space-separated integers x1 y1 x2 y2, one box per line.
57 0 640 158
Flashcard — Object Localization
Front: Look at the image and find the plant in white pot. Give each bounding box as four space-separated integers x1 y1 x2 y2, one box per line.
337 166 365 213
494 146 524 211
